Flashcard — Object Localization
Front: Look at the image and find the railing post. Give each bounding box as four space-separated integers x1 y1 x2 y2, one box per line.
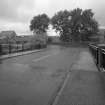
96 47 99 65
98 48 103 71
97 48 100 71
100 49 105 71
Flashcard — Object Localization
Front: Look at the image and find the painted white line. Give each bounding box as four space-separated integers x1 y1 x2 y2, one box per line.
33 52 59 62
51 62 75 105
52 72 71 105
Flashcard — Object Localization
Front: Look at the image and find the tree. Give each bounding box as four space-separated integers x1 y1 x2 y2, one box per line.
51 10 71 42
70 8 82 42
30 14 50 34
30 14 50 48
70 8 99 42
33 33 48 48
81 9 98 41
51 8 98 42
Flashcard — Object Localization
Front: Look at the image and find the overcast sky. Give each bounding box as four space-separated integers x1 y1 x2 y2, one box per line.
0 0 105 35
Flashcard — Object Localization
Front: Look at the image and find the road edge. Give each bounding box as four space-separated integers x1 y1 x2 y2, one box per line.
0 48 46 60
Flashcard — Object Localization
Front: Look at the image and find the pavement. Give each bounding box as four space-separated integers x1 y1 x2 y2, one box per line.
52 50 105 105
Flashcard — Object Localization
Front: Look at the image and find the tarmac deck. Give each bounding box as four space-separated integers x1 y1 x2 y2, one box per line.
53 51 105 105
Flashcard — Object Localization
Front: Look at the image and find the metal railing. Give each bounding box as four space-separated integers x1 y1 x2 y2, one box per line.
89 44 105 71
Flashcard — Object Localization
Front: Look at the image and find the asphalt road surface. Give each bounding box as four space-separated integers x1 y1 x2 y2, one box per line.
0 45 85 105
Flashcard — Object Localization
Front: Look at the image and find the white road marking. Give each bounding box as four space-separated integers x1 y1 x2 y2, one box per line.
52 71 71 105
33 52 59 62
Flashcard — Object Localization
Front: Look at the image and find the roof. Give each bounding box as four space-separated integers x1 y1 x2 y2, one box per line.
0 36 6 40
0 31 17 39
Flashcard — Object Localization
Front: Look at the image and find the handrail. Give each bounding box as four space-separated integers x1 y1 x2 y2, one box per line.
101 48 105 52
102 51 105 55
89 44 105 72
89 44 98 49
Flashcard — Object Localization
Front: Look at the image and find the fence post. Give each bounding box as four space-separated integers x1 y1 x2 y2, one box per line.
17 43 18 52
0 44 2 55
22 43 24 51
9 44 11 54
30 43 32 50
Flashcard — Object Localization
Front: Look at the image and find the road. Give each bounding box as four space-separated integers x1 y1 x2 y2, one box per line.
0 45 85 105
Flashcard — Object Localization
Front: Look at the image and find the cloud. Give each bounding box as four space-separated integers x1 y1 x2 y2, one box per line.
0 0 18 20
88 0 105 26
0 0 36 34
0 0 35 22
0 0 105 35
0 20 32 35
